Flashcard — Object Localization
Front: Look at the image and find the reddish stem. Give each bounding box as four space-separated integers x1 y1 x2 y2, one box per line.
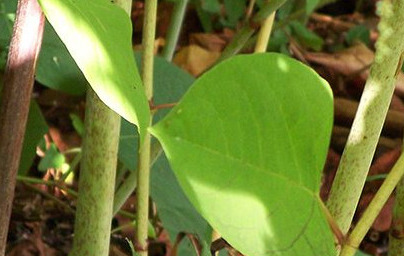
0 0 44 254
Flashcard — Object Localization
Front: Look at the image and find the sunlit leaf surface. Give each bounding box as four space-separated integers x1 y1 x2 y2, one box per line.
38 0 150 138
151 53 336 256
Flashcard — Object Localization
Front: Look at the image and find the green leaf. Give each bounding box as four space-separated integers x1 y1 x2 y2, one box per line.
38 0 150 140
268 29 290 53
38 143 66 171
69 113 84 136
355 250 371 256
346 25 370 46
0 0 16 47
305 0 319 14
290 21 324 51
19 102 48 175
221 0 246 28
201 0 220 13
151 155 212 250
36 21 87 95
0 0 16 70
253 0 286 23
151 53 335 256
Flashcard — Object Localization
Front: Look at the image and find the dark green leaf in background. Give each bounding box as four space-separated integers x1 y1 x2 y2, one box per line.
290 21 324 51
0 0 16 47
268 29 290 55
220 0 246 28
355 250 371 256
200 0 220 13
345 25 370 46
151 53 335 256
19 102 48 175
305 0 319 14
69 113 84 136
36 21 88 95
0 0 16 70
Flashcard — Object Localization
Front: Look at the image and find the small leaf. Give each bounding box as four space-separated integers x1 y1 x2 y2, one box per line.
201 0 221 13
151 53 335 256
290 21 324 51
221 0 246 28
38 0 150 140
38 143 66 172
305 0 319 14
355 250 371 256
346 25 370 46
69 113 84 136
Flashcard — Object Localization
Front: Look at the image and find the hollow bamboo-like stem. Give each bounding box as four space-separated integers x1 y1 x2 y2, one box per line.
326 0 404 236
69 1 132 255
340 152 404 256
69 88 120 256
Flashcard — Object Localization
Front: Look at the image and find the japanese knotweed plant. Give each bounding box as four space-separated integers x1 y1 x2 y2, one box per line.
32 0 404 256
36 0 337 255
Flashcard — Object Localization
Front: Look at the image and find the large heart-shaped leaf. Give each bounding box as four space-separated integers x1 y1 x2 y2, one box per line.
151 53 336 256
37 0 150 139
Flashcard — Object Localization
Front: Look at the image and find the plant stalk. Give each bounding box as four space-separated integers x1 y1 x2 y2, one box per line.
113 140 162 215
254 12 275 53
69 1 132 255
389 145 404 254
326 0 404 236
136 0 157 254
340 152 404 256
69 88 120 256
218 0 285 62
161 0 188 61
389 176 404 254
0 0 44 254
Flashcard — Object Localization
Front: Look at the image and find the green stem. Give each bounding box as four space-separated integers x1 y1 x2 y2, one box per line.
252 0 285 23
161 0 188 61
16 175 138 220
17 175 78 196
218 0 285 62
113 139 162 215
340 152 404 256
326 0 404 236
70 88 120 256
254 12 275 53
389 146 404 253
114 169 137 215
217 26 255 62
61 151 81 181
389 178 404 254
136 0 157 254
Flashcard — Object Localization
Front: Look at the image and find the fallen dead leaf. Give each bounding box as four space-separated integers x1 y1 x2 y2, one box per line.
173 45 221 76
190 29 234 52
304 43 404 98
